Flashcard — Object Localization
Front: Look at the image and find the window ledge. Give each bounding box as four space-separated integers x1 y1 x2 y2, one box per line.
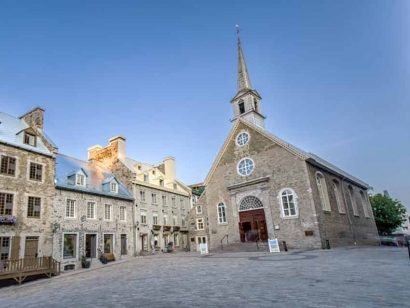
218 223 228 225
339 212 346 215
280 216 299 220
323 210 332 214
354 215 360 217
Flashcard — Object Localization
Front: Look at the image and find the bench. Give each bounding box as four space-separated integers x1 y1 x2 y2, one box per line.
105 253 115 262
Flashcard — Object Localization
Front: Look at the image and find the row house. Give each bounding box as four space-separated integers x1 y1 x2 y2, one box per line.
53 154 134 271
87 136 192 254
0 107 57 261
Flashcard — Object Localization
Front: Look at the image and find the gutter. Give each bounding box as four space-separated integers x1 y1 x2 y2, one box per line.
0 140 54 158
55 185 134 202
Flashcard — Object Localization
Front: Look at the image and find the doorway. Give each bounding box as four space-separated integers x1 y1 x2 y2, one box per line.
141 234 148 251
239 209 268 242
24 237 38 258
85 234 97 258
121 234 127 255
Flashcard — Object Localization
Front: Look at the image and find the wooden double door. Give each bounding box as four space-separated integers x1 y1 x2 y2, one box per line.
239 209 268 242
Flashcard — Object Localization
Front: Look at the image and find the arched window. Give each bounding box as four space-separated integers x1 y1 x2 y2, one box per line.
348 186 359 216
315 172 331 211
360 191 369 218
333 180 345 214
239 196 263 212
217 202 227 224
279 189 298 218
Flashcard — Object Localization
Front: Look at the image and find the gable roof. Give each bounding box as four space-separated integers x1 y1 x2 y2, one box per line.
0 112 55 156
55 153 134 201
204 118 369 189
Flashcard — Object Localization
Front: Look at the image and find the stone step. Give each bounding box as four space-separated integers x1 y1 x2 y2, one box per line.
212 241 269 253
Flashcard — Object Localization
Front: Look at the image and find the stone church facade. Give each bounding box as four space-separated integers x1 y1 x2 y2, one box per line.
190 38 379 251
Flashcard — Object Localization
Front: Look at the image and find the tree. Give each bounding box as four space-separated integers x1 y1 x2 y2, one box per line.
369 193 407 235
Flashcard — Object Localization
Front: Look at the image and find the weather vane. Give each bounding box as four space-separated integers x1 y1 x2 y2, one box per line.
235 24 240 36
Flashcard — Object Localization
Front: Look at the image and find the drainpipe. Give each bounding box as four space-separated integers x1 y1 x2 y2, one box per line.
340 177 356 245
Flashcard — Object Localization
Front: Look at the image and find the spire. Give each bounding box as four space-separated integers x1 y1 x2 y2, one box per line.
237 38 252 91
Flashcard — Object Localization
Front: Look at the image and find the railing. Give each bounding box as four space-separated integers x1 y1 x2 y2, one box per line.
221 235 229 250
0 256 61 285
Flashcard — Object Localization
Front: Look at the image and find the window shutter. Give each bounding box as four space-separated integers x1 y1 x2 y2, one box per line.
11 236 20 260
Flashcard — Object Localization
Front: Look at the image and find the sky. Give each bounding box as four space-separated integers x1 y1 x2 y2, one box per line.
1 1 409 209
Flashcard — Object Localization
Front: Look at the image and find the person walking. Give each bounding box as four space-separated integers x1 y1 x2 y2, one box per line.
149 230 156 255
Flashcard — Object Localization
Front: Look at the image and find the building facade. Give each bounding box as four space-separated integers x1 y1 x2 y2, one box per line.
53 153 134 271
88 136 191 254
0 107 57 261
190 38 379 252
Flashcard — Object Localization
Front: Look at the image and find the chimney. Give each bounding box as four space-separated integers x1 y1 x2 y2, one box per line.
109 135 126 160
164 156 175 184
19 107 45 130
87 145 103 161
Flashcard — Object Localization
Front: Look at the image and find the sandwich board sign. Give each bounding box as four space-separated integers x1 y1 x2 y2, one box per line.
199 243 208 254
268 238 280 253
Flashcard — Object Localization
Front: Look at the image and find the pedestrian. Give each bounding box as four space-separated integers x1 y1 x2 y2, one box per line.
149 230 155 255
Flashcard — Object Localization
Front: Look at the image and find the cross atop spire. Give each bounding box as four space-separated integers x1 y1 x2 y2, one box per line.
237 37 252 91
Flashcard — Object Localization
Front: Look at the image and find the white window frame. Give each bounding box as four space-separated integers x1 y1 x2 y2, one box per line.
196 218 204 230
180 198 185 210
76 174 85 187
86 201 96 219
171 196 176 208
163 214 168 225
315 172 331 212
66 199 76 218
152 193 157 205
152 212 158 225
217 202 227 224
236 132 250 146
348 186 359 217
104 204 113 220
110 181 118 193
120 206 126 222
140 210 147 224
143 174 149 182
278 188 299 218
173 215 178 226
237 158 255 177
162 195 167 206
333 180 345 214
140 190 146 203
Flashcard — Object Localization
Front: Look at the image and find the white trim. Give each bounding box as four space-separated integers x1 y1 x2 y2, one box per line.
62 232 79 262
217 202 227 224
104 204 113 221
278 188 299 219
236 131 250 147
237 157 255 177
110 181 118 193
86 201 96 220
65 198 76 219
75 173 86 187
119 206 127 222
196 218 204 230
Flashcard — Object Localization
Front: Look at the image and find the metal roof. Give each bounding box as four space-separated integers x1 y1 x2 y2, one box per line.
0 112 54 156
55 153 134 200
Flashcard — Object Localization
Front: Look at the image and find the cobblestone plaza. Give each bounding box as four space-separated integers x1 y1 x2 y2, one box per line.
0 247 409 308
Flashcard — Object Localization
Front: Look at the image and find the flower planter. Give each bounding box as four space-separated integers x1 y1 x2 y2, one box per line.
153 225 162 231
82 261 91 269
173 226 180 232
0 216 17 225
163 225 171 231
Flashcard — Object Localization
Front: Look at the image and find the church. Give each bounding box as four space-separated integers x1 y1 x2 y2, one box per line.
188 38 379 251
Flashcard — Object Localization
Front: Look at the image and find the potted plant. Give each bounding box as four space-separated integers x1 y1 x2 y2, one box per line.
81 255 91 268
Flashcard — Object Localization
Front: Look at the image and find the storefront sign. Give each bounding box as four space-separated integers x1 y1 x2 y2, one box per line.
199 243 208 254
268 238 280 253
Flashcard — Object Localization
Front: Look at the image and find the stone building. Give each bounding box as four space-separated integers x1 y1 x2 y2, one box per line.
53 153 134 271
190 39 379 252
88 136 191 254
0 107 57 260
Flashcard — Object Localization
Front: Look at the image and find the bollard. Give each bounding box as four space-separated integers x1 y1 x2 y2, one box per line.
326 240 331 250
282 241 288 252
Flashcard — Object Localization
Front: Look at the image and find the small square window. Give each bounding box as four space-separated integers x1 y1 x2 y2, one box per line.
0 156 16 176
110 182 118 193
76 174 85 186
24 132 36 147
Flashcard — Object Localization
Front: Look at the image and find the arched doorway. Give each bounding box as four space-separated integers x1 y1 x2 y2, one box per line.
238 196 268 242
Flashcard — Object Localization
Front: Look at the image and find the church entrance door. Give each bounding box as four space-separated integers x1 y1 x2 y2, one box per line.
239 209 268 242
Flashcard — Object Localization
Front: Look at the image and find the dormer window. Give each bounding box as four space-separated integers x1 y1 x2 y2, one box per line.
144 174 149 182
173 183 177 190
159 179 164 187
152 170 156 175
110 182 118 193
24 132 36 147
239 100 245 114
76 174 85 186
137 165 142 171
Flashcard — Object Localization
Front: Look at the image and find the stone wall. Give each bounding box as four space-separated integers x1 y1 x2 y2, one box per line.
0 144 55 259
53 189 134 271
188 191 209 252
203 121 322 251
306 164 379 247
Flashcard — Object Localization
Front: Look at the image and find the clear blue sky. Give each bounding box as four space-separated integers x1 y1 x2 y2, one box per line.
1 1 409 209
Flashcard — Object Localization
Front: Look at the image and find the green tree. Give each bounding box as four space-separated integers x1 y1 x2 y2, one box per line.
369 193 407 235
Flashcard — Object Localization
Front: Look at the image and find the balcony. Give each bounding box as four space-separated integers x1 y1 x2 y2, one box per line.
153 224 162 231
163 225 172 232
173 226 180 232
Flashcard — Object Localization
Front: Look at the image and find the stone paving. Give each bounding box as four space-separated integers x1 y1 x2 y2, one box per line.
0 247 409 308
